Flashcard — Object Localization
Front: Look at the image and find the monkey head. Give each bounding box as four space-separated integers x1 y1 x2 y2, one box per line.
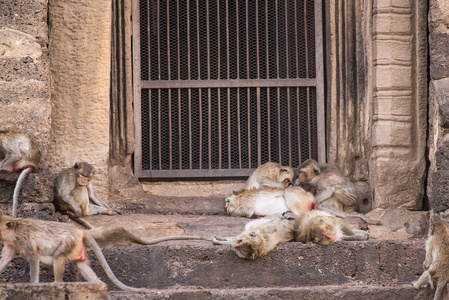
305 218 339 245
430 221 449 237
74 162 95 186
233 231 263 260
276 166 295 188
297 159 320 185
224 194 237 215
0 215 17 241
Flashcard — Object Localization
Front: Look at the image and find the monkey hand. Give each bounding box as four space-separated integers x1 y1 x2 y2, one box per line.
73 207 83 218
212 236 228 245
106 208 121 215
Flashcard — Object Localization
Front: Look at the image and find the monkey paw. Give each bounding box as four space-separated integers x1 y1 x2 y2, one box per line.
411 280 428 290
212 236 227 245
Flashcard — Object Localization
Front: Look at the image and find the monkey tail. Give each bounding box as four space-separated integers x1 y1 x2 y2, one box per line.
135 235 211 245
84 233 153 293
12 167 33 218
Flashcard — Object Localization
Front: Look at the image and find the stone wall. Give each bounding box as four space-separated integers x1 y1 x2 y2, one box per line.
427 0 449 212
0 0 53 218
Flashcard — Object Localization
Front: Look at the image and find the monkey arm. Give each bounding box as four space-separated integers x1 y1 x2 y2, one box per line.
340 229 369 241
230 207 254 218
87 183 110 209
0 245 16 274
259 177 286 189
317 206 381 225
212 236 234 246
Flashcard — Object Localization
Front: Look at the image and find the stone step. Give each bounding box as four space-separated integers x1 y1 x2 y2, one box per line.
110 285 433 300
0 283 108 300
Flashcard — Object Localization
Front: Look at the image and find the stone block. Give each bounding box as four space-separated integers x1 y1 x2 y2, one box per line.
374 94 411 116
0 283 108 300
373 65 412 89
429 0 449 29
374 39 411 63
373 14 411 35
430 79 449 128
372 120 411 147
430 31 449 80
375 0 412 9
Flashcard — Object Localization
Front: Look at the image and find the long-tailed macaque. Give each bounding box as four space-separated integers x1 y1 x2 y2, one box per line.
246 162 295 190
0 129 41 218
0 215 151 293
87 226 210 248
225 186 316 218
412 221 449 300
294 210 369 245
296 159 379 225
53 162 119 218
212 214 294 259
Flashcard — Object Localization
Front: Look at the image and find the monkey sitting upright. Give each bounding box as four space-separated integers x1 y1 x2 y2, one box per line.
53 162 119 218
246 162 295 190
225 186 316 218
212 214 294 259
294 210 369 245
412 221 449 300
296 159 379 225
0 129 41 218
0 214 151 292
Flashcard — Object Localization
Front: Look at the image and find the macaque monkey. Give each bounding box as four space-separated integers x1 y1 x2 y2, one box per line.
53 162 120 219
225 186 316 218
0 215 151 293
246 162 295 190
296 159 379 225
87 226 210 248
294 210 369 245
0 129 41 218
212 214 294 259
412 221 449 300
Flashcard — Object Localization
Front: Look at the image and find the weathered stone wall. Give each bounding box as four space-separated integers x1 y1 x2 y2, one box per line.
48 0 112 201
368 0 427 209
0 0 53 218
427 0 449 212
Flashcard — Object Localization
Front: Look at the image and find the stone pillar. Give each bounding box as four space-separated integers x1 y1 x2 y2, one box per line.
427 0 449 212
368 0 427 209
48 0 112 200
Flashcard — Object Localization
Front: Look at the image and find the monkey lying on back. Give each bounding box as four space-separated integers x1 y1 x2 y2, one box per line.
412 221 449 300
246 162 295 189
0 129 41 218
0 215 151 293
225 186 316 218
294 210 369 245
212 214 294 259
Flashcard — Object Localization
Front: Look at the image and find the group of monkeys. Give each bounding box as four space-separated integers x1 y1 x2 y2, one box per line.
0 129 448 299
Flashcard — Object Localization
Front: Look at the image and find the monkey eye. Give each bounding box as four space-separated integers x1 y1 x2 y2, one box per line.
249 232 256 238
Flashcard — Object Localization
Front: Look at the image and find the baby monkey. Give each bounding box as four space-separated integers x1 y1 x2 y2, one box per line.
0 129 41 218
54 162 119 218
294 210 369 245
246 162 295 189
212 214 294 259
0 215 151 293
412 221 449 300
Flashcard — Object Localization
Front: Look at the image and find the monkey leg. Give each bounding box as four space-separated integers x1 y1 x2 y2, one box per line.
52 256 66 282
87 183 111 209
0 245 16 275
434 277 447 300
412 270 431 290
340 230 369 241
86 203 119 216
29 258 40 283
76 261 104 284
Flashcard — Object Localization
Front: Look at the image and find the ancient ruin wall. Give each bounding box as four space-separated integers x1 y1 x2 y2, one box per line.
48 0 112 201
0 0 53 218
427 0 449 212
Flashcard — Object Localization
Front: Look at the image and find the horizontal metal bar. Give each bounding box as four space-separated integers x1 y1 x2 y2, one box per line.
141 78 317 89
135 168 257 178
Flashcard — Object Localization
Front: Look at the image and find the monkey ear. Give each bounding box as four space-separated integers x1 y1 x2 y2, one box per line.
313 165 321 175
6 221 18 231
280 168 289 173
74 163 79 169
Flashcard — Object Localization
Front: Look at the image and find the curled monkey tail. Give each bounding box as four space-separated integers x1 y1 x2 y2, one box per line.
12 167 33 218
84 233 153 293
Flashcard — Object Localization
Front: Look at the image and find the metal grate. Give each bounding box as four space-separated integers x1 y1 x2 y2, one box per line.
133 0 324 178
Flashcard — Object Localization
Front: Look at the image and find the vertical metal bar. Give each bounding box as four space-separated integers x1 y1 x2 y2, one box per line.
218 88 222 169
207 0 210 80
304 0 311 157
147 0 152 170
256 0 259 79
236 0 240 80
287 87 292 166
284 0 289 79
315 0 325 163
304 0 309 78
197 0 201 79
217 0 222 169
267 87 271 161
297 87 301 161
158 89 162 169
132 0 142 174
237 88 242 168
227 88 231 169
226 0 230 80
257 87 261 165
217 0 221 80
277 87 281 162
189 89 192 169
285 0 291 165
199 88 203 169
246 0 249 79
265 0 269 79
157 0 161 80
247 87 251 168
187 0 191 80
275 0 279 79
294 0 298 78
208 88 212 169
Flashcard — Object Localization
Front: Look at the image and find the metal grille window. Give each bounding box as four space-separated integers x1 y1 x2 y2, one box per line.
133 0 324 178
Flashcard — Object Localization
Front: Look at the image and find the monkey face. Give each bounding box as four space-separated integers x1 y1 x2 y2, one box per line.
224 196 237 215
77 173 91 186
277 167 295 188
233 231 261 260
309 219 335 245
